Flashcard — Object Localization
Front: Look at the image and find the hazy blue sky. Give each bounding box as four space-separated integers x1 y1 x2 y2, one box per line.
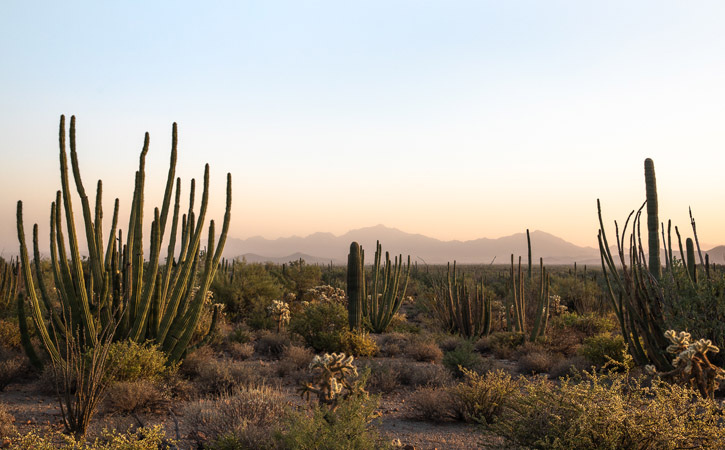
2 1 725 254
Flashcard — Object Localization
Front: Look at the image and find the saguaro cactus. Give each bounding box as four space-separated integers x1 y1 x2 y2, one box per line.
16 115 231 366
346 242 365 331
645 158 661 280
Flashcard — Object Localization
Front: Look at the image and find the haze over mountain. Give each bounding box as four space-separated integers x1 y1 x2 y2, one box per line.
224 225 603 265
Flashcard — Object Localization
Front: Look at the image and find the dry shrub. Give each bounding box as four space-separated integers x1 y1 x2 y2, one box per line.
105 379 169 414
184 385 287 447
405 341 443 363
518 351 561 375
0 351 28 391
449 369 520 424
362 360 402 394
275 345 313 380
409 387 455 422
398 361 453 388
195 358 262 395
0 320 21 351
377 333 410 357
477 332 525 359
438 336 464 352
0 402 15 439
180 346 217 378
548 355 590 380
227 342 255 360
254 331 291 358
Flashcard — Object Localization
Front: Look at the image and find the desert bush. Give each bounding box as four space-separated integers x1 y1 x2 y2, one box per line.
9 425 169 449
437 336 464 352
495 371 725 449
518 351 561 375
211 261 284 322
195 358 261 395
180 346 217 378
185 385 287 447
277 393 383 450
409 387 455 422
228 324 254 344
275 345 314 380
105 379 168 414
476 332 524 359
106 340 168 382
443 341 485 377
449 368 519 424
377 332 410 357
397 361 453 388
361 360 402 394
254 331 292 358
552 312 615 337
405 341 443 363
338 331 378 357
227 342 255 360
289 301 348 353
548 355 590 380
0 319 22 351
0 403 15 439
579 333 629 367
0 351 28 391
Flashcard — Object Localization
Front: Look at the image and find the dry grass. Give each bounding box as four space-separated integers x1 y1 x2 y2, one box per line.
184 385 288 447
0 402 15 439
105 379 169 414
227 342 255 360
409 387 455 422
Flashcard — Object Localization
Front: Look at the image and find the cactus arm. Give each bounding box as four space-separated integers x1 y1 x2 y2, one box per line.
68 116 104 292
58 117 97 343
158 123 178 243
129 209 161 340
17 202 61 363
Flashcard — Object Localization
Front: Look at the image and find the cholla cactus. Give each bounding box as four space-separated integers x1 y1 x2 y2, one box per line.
268 300 291 333
648 329 725 399
305 285 346 304
298 352 364 409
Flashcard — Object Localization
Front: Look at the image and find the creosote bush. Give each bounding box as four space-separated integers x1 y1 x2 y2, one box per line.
8 425 170 450
495 370 725 449
578 333 629 368
106 340 169 382
442 340 486 377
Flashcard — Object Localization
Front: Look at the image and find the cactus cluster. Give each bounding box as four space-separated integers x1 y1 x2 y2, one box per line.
299 352 364 409
598 158 715 370
432 262 491 339
646 330 725 399
0 258 20 311
16 115 232 367
268 299 291 333
346 241 410 333
508 251 550 342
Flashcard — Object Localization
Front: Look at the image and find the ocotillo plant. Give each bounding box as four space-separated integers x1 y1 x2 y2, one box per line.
432 261 491 339
16 115 231 366
345 241 410 333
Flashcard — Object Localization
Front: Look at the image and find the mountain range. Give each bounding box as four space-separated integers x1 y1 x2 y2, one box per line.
223 225 604 265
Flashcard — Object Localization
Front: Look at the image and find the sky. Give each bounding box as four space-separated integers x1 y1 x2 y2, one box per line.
2 1 725 256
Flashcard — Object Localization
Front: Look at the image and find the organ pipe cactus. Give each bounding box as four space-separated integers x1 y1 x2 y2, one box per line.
16 115 231 366
433 262 491 338
345 241 410 333
0 258 19 311
509 254 550 341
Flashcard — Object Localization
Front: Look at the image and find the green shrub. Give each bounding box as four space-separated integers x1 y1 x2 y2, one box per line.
289 301 348 353
106 340 169 382
442 341 485 377
338 331 378 357
0 319 22 350
495 371 725 449
9 425 170 449
579 334 629 367
449 369 520 424
277 394 384 450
